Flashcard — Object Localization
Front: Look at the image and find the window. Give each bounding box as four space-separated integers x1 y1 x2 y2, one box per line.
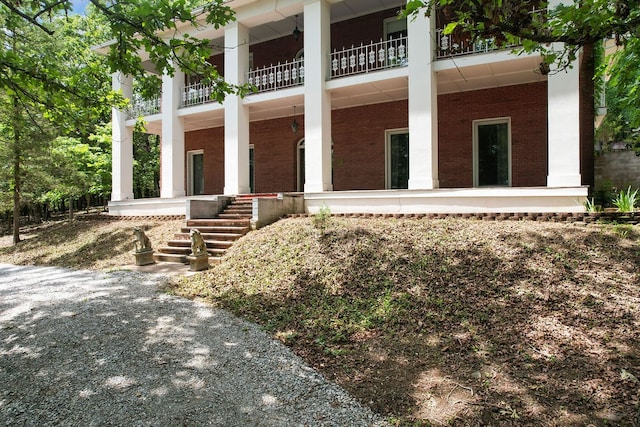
384 16 407 40
187 150 205 195
249 145 255 194
473 119 511 187
386 130 409 189
297 139 305 192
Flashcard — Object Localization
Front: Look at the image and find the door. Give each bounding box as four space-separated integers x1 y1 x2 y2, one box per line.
188 150 204 195
474 119 511 187
386 130 409 189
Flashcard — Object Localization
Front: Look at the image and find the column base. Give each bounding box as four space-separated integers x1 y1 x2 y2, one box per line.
111 192 135 202
408 178 439 190
547 175 582 188
304 183 333 193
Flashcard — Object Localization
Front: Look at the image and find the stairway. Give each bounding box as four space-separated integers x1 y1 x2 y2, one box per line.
155 197 253 264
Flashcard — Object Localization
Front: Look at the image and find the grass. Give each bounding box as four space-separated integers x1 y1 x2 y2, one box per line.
1 216 639 426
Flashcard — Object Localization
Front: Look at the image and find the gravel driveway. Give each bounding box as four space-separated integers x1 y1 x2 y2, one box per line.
0 264 387 426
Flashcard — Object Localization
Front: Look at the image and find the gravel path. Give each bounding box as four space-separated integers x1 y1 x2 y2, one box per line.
0 264 387 426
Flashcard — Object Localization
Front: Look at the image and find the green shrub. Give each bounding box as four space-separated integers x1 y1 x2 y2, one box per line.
612 186 638 212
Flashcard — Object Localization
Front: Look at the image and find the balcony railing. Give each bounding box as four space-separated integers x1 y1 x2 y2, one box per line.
435 29 520 59
247 58 305 94
181 82 217 108
329 36 408 79
126 95 161 119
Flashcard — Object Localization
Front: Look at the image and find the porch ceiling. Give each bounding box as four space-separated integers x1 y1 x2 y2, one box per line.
329 74 408 110
240 0 404 46
435 53 547 94
181 109 225 132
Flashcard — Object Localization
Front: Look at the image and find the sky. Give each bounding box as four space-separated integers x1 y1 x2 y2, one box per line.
71 0 90 14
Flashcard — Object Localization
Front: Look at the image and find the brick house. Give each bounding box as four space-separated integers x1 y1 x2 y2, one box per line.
108 0 592 217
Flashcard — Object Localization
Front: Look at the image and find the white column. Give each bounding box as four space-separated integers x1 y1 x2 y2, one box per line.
547 0 581 187
547 56 581 187
111 72 134 201
303 0 333 192
408 5 439 189
160 65 186 198
224 22 251 195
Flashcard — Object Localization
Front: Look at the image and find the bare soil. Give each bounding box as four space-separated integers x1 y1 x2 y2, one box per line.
1 216 639 426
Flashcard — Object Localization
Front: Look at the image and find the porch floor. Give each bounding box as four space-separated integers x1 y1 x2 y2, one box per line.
107 187 588 218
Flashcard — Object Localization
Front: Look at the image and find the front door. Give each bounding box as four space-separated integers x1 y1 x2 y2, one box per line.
387 130 409 189
474 119 511 187
188 151 204 195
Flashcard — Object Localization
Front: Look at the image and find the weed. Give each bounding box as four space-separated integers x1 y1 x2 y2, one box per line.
584 197 602 213
612 186 638 212
312 204 332 235
613 224 633 239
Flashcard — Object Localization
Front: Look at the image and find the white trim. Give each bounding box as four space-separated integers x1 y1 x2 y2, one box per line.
472 118 511 187
385 128 410 189
187 149 204 196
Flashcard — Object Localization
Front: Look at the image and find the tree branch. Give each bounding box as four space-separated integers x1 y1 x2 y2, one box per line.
0 0 56 35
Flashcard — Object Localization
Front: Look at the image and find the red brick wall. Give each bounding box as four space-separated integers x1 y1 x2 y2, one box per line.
250 36 304 70
184 84 550 194
250 117 302 192
249 7 400 70
438 82 548 188
333 101 408 190
185 128 225 194
331 9 400 51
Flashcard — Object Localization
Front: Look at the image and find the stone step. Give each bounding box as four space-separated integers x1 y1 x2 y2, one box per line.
180 226 249 235
235 193 279 199
218 213 252 219
186 219 250 227
157 246 226 256
173 232 244 241
224 206 253 213
167 239 234 249
154 253 188 264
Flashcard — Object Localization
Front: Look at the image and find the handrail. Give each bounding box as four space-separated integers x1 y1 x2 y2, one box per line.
329 36 408 79
247 58 305 93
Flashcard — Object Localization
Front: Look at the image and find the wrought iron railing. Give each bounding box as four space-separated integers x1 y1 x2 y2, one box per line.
126 94 161 119
247 58 305 93
435 29 520 59
329 36 408 79
181 82 217 107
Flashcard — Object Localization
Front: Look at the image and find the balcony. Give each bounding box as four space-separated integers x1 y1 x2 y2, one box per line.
181 82 218 108
329 36 408 80
435 29 521 59
127 94 161 119
247 58 305 94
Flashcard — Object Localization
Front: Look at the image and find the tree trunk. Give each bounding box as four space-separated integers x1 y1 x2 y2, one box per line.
12 96 21 245
68 197 74 221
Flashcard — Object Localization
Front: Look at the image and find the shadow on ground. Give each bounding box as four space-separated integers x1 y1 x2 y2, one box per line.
184 218 640 426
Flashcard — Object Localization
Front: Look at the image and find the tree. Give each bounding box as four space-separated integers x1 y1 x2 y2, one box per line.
404 0 638 70
0 10 113 243
1 0 246 104
404 0 640 145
